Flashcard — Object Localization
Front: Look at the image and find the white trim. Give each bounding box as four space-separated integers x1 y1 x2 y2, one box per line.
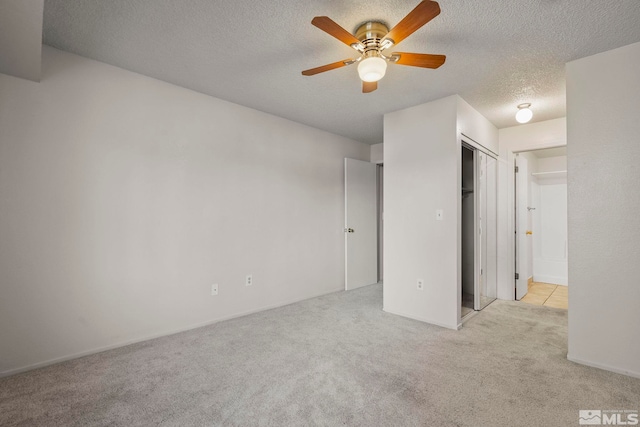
533 274 568 286
460 309 479 327
344 157 349 291
567 354 640 379
384 308 460 330
506 150 516 300
0 286 344 378
461 133 499 157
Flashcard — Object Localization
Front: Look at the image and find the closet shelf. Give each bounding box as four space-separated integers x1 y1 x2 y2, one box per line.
531 170 567 177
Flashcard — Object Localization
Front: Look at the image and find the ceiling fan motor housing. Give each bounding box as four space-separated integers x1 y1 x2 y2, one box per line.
355 21 390 58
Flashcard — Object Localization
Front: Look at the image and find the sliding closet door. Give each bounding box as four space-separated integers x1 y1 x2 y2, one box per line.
476 153 486 310
477 152 498 310
483 155 498 307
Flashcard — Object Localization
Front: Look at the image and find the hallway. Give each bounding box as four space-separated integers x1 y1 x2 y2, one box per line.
521 282 568 309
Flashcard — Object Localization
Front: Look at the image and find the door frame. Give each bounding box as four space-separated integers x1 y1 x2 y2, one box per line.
507 144 566 300
514 153 530 300
376 164 384 283
344 158 378 290
460 143 478 317
460 141 498 315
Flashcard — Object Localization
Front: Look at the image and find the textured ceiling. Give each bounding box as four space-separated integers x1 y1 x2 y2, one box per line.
42 0 640 145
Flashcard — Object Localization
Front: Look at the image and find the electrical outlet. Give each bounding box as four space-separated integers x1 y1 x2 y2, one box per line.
417 279 424 291
245 274 252 286
211 284 218 296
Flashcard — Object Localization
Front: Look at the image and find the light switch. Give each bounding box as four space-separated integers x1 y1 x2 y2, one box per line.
436 210 443 221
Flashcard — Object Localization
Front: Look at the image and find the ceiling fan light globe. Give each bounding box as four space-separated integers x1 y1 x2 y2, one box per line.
515 107 533 124
358 57 387 82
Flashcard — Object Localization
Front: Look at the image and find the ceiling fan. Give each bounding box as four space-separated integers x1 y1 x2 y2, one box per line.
302 0 446 93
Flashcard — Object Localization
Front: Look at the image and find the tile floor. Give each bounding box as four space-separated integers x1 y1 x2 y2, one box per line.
520 281 568 309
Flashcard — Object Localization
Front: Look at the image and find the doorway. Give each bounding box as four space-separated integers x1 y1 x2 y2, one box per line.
461 143 498 319
344 158 377 290
344 158 383 291
514 147 568 308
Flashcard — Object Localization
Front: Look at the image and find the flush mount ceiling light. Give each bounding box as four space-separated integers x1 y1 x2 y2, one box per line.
358 55 388 82
516 103 533 124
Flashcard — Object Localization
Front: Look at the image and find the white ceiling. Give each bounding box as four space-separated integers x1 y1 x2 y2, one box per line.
40 0 640 145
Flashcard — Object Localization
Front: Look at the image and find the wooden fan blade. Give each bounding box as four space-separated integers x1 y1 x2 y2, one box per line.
393 52 446 68
362 81 378 93
302 59 353 76
312 16 362 48
382 1 441 46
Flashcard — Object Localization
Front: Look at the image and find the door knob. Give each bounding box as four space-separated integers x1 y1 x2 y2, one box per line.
344 228 355 233
526 230 533 235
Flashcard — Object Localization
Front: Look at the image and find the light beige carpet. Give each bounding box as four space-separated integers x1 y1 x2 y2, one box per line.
1 284 639 426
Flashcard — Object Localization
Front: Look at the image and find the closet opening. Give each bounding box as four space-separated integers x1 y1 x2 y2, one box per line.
461 142 498 321
461 145 475 318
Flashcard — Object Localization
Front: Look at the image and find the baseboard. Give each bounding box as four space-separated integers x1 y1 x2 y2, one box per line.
0 286 344 378
534 275 568 286
383 308 459 330
460 310 478 328
567 354 640 379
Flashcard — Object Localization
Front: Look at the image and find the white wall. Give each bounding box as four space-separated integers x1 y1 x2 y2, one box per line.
499 118 567 153
497 118 566 300
532 155 568 285
0 0 43 82
537 156 567 174
567 41 640 378
383 96 459 329
0 46 370 376
457 97 499 156
370 143 383 164
383 95 497 328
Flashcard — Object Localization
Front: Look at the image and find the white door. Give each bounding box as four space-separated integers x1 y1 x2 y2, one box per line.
345 158 377 290
515 155 529 300
475 152 484 310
